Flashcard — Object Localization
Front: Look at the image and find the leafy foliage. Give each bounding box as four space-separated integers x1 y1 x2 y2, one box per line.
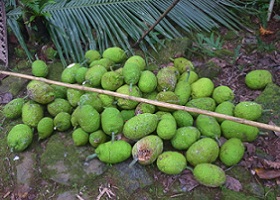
6 0 255 66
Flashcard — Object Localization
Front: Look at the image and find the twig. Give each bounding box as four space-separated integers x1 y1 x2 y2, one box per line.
1 70 280 133
132 0 181 47
267 0 275 22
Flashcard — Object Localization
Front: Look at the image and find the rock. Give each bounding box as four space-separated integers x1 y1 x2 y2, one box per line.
16 152 36 186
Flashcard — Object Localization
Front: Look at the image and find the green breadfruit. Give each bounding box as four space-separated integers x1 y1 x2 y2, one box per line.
75 67 88 84
89 130 108 148
135 102 156 114
212 85 235 104
131 135 163 165
120 110 135 121
87 140 132 164
101 107 124 137
85 64 107 87
84 49 101 64
51 85 67 99
89 58 114 70
47 98 73 117
171 126 200 150
221 120 259 142
179 70 198 84
79 92 103 113
219 138 245 166
102 47 127 63
123 113 159 140
54 112 72 132
101 71 124 91
174 80 191 105
191 77 214 98
156 91 180 112
186 97 216 118
76 105 100 133
98 94 116 108
32 59 48 77
3 98 25 119
156 67 178 92
22 101 44 127
61 63 81 83
172 110 194 127
138 70 157 93
37 117 54 140
125 55 146 71
7 124 33 152
116 85 142 109
186 137 219 166
234 101 263 121
72 128 89 146
214 101 235 123
193 163 226 187
122 62 141 86
245 69 273 90
157 151 187 175
195 114 221 139
173 57 194 74
156 114 177 140
67 88 85 107
27 80 55 104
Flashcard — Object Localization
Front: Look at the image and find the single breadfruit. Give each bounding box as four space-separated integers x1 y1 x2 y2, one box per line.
37 117 54 140
89 130 108 148
179 70 198 84
212 85 234 104
186 137 219 166
171 126 200 150
156 114 177 140
186 97 216 118
156 91 180 112
51 85 67 99
101 71 124 91
122 62 141 86
116 85 142 109
84 49 101 64
7 124 33 152
54 112 72 132
125 55 146 71
22 101 44 127
72 128 89 146
76 105 100 133
102 47 127 63
191 78 214 98
86 140 132 164
61 63 81 83
193 163 226 187
101 107 124 138
174 80 191 105
221 120 259 142
195 114 221 139
85 64 107 87
245 69 273 90
172 110 194 127
131 135 163 166
138 70 157 93
156 67 178 92
98 94 116 108
120 110 135 121
135 102 156 114
157 151 187 175
234 101 263 121
173 57 194 74
123 113 159 140
47 98 73 117
89 58 114 70
215 101 235 123
79 92 103 113
3 98 25 119
75 66 88 84
31 59 48 77
66 88 84 107
27 80 55 104
219 138 245 166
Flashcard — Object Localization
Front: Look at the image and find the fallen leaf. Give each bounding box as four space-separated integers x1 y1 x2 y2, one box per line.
269 121 280 137
225 175 242 192
178 170 199 192
0 92 13 104
255 168 280 179
261 159 280 169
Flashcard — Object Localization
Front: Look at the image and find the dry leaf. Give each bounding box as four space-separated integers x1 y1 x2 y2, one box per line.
269 121 280 137
225 175 242 192
255 168 280 179
259 26 274 36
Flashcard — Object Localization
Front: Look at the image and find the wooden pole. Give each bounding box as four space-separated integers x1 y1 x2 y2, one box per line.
1 70 280 133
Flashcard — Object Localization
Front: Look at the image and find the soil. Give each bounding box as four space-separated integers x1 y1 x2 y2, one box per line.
0 12 280 200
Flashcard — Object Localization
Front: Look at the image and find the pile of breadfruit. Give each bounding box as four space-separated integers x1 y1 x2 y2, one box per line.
3 46 273 188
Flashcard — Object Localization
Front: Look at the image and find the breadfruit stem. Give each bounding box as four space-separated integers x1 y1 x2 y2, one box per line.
111 132 115 142
85 153 97 162
128 158 139 168
185 166 194 172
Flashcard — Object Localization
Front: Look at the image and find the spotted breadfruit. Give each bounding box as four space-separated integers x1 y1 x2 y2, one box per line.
157 151 187 175
245 69 273 90
22 101 44 127
31 59 48 77
102 47 127 63
191 77 214 98
3 98 25 119
27 80 55 104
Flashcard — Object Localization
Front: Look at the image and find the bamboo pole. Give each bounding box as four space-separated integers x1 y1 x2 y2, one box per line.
1 70 280 133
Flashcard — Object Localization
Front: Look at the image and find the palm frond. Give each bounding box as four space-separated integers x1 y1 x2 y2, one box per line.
7 0 254 66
